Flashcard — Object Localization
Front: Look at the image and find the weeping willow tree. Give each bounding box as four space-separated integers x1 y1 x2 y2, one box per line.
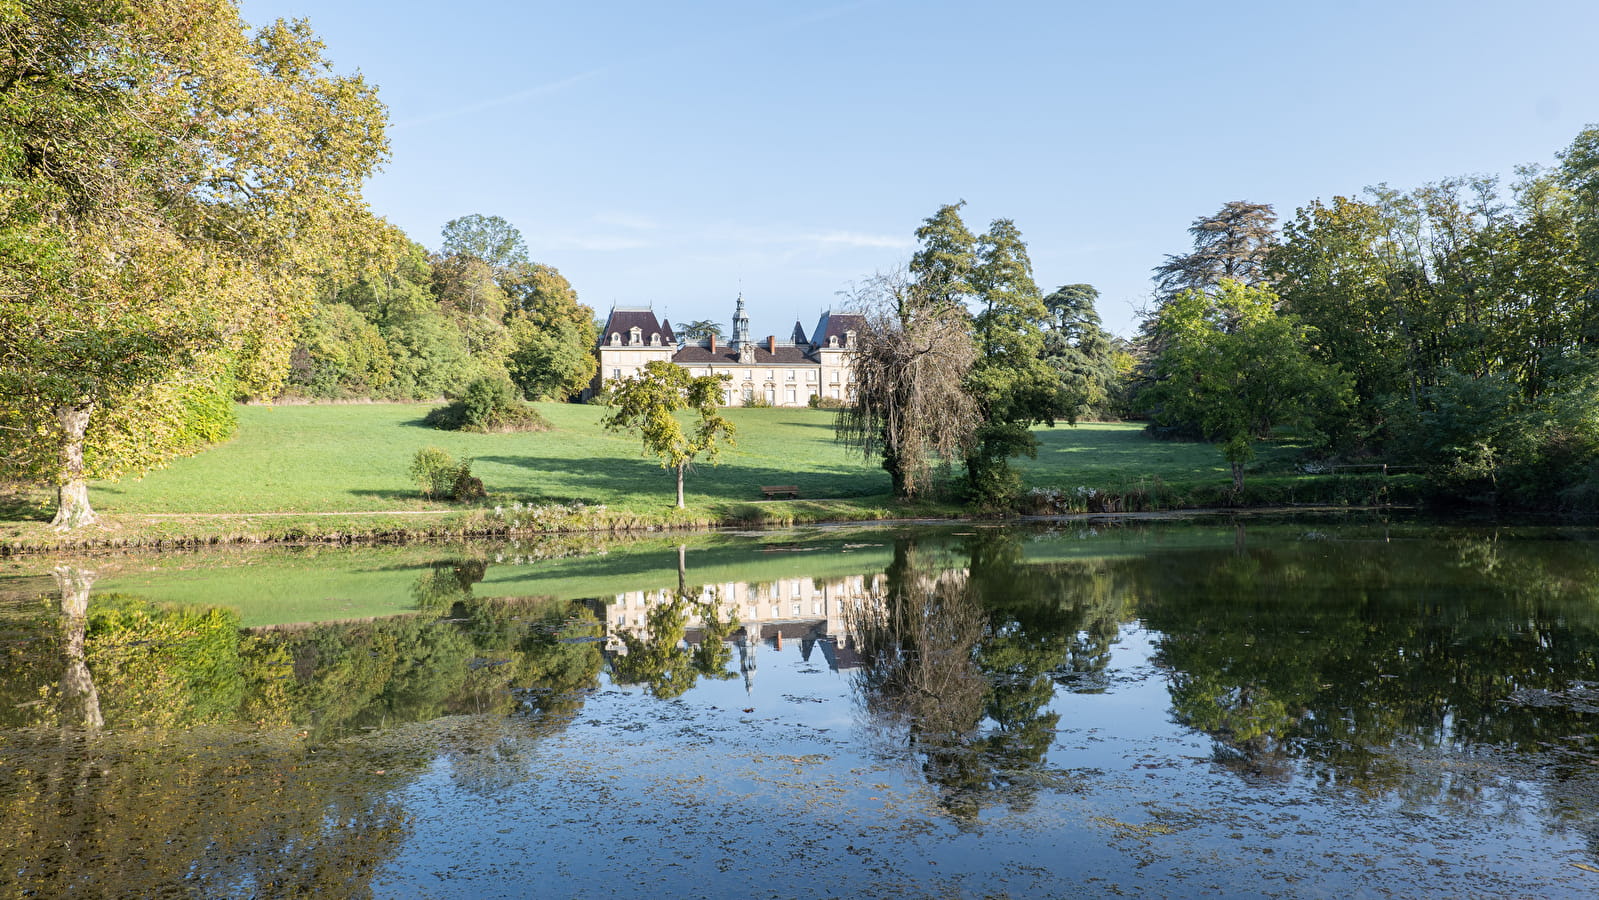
835 271 978 499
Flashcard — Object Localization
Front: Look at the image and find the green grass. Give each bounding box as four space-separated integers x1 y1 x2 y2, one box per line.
1020 421 1301 487
2 402 1395 551
84 402 889 515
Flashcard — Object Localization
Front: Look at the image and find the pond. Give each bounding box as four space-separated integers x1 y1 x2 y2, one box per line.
3 515 1599 898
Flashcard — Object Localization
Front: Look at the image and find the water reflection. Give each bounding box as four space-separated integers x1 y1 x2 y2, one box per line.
5 520 1599 895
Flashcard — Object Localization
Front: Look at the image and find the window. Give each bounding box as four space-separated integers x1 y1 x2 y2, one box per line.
629 326 641 344
650 333 661 346
786 387 796 404
806 370 815 381
610 332 621 345
787 369 795 381
612 368 621 380
828 335 838 348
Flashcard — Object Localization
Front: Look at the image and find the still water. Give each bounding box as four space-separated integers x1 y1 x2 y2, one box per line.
4 516 1599 898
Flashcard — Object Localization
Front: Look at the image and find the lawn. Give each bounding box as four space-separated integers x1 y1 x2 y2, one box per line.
81 402 891 516
1 402 1345 549
78 404 1270 515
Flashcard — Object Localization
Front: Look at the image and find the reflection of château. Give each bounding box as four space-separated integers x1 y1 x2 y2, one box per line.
598 573 886 677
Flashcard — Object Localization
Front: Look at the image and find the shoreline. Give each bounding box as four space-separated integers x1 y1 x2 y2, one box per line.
0 500 1418 558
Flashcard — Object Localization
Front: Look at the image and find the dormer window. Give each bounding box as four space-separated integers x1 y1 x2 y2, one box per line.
611 332 621 346
650 333 661 346
845 330 856 348
828 335 838 348
629 326 642 345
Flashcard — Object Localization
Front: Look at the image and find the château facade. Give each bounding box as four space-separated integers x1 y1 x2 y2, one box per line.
592 296 865 407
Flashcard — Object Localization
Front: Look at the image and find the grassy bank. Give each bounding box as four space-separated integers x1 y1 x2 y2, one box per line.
1 402 1408 553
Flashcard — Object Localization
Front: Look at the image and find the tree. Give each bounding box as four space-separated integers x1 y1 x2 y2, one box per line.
675 319 724 343
430 251 509 364
499 262 596 399
1042 283 1120 421
601 361 735 508
0 1 389 528
965 217 1062 502
439 214 529 274
836 272 978 499
506 314 595 400
905 204 1064 503
1139 281 1352 491
910 201 979 309
1153 201 1278 297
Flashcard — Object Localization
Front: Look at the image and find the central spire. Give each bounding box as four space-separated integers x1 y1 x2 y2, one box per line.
732 293 751 347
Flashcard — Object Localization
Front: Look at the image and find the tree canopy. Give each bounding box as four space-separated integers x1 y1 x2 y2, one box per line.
1139 281 1352 490
0 0 389 528
601 361 735 509
835 271 978 499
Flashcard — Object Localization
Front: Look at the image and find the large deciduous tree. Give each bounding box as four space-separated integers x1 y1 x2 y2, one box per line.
835 271 978 499
439 214 529 274
0 0 389 528
601 361 735 509
1139 281 1351 491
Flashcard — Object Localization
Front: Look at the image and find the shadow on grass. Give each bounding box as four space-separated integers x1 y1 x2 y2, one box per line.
0 487 51 523
348 489 431 502
475 454 888 503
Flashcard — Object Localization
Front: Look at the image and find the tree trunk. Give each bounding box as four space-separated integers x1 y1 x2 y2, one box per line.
1231 461 1245 493
675 462 686 509
51 402 97 531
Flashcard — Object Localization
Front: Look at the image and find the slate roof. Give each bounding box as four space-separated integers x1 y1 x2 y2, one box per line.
673 345 814 365
812 311 866 347
599 307 672 345
790 321 809 345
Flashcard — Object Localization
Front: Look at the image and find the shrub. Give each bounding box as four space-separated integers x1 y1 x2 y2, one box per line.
423 375 550 433
808 394 846 410
408 447 486 502
410 446 459 499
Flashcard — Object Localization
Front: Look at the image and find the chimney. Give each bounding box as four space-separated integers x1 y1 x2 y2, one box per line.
709 333 717 353
767 335 776 354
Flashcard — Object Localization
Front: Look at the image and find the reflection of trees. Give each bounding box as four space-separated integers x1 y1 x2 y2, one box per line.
851 531 1144 819
1138 528 1599 808
607 543 740 700
0 561 608 896
609 592 739 700
1 726 416 899
53 566 102 729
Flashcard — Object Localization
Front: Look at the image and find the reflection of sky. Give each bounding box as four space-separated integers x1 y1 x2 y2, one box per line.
380 625 1595 899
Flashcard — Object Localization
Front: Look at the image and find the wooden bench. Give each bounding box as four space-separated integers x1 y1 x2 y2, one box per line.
760 484 800 500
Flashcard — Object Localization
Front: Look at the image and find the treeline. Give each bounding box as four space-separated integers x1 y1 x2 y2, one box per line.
289 214 598 404
1134 126 1599 510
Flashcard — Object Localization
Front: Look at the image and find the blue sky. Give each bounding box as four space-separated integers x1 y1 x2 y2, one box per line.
243 0 1599 337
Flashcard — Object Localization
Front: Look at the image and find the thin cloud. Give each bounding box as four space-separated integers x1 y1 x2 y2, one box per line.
392 3 872 131
394 68 607 130
805 230 912 249
592 212 661 230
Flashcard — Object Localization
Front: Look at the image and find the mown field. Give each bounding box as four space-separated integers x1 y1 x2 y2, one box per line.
1 401 1378 550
